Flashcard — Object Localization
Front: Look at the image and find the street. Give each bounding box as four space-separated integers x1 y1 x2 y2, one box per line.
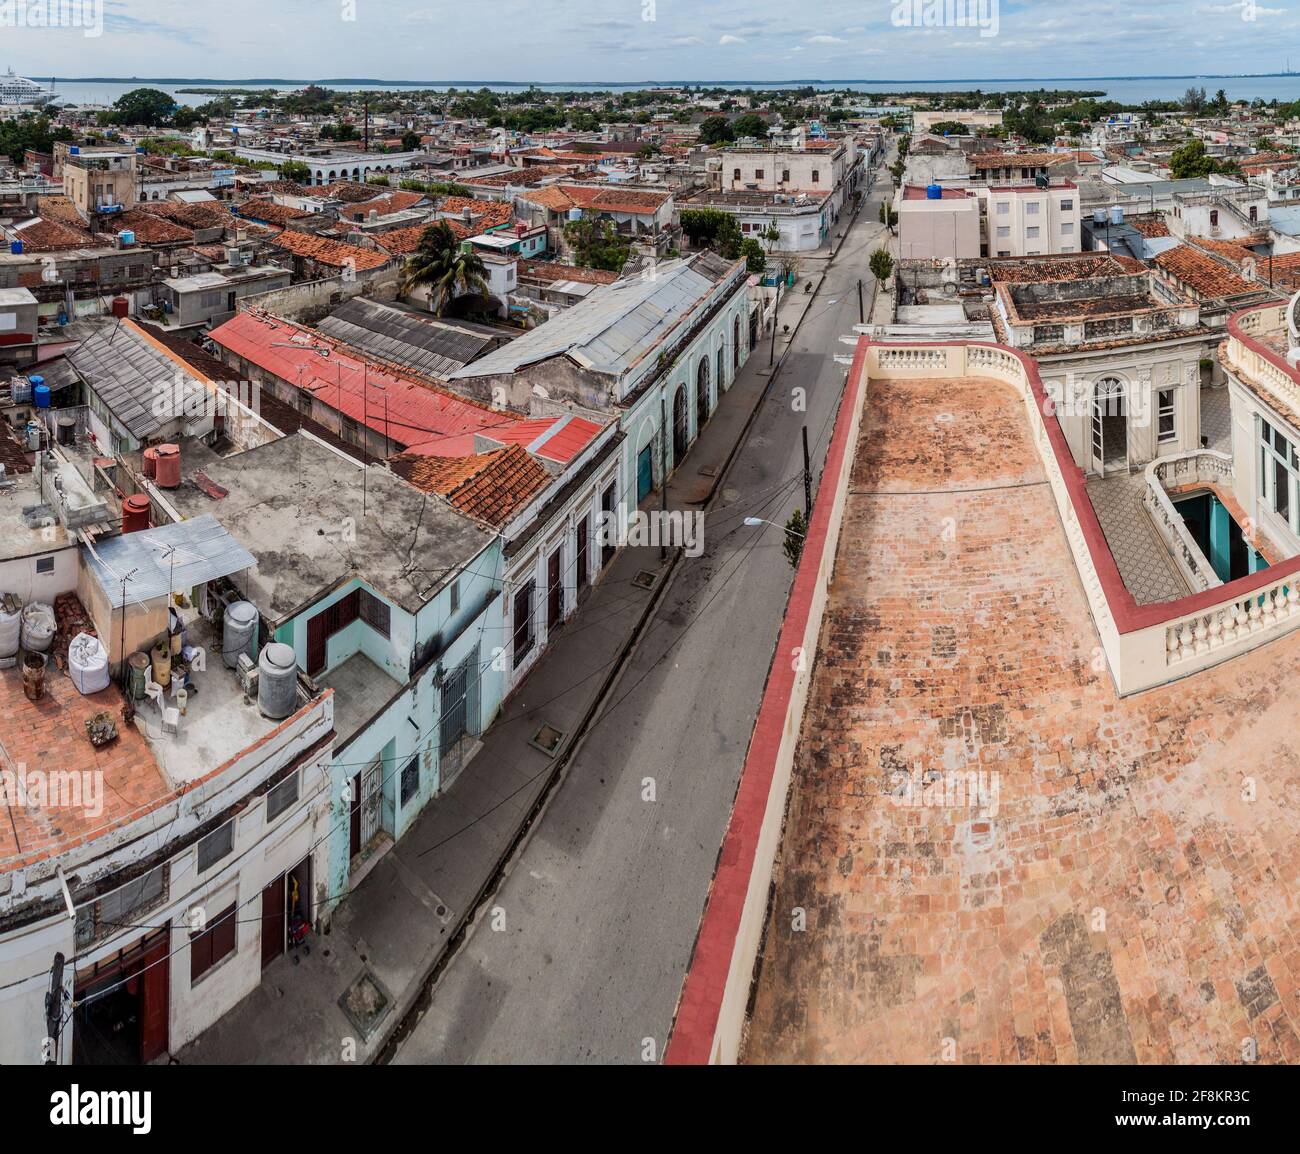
390 160 894 1064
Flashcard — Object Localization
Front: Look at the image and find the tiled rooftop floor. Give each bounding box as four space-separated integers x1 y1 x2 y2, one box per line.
1085 470 1190 605
1201 383 1232 455
743 375 1300 1065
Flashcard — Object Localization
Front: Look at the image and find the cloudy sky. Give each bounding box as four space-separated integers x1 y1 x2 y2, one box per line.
6 0 1300 82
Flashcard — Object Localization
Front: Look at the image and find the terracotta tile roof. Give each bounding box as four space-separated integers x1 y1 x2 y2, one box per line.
371 224 432 254
390 443 549 526
1128 212 1171 238
270 230 392 271
111 209 194 245
517 258 619 285
341 190 427 220
969 150 1073 169
1153 243 1257 299
34 194 81 224
12 217 94 251
321 180 383 203
561 184 670 214
437 196 514 230
236 197 312 226
518 184 575 212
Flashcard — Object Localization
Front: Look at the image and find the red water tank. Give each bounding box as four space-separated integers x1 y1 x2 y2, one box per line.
153 444 181 488
142 446 158 478
122 494 150 533
111 296 129 319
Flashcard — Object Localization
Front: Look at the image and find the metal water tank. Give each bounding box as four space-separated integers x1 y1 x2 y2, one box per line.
222 600 258 668
257 642 298 719
154 443 181 488
121 494 150 533
1109 205 1124 226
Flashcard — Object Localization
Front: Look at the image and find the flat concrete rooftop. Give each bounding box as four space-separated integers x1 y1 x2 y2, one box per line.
745 374 1300 1064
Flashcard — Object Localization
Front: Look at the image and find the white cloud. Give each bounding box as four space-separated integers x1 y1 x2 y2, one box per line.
806 34 845 44
669 35 705 46
718 33 745 45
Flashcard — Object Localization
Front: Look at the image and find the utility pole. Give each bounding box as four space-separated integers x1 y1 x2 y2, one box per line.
659 390 669 561
802 425 812 518
857 278 864 324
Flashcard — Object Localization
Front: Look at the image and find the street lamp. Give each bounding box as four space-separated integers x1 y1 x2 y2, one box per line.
744 516 805 537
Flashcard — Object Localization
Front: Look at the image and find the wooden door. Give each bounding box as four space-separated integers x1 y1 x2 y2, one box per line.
306 611 328 677
138 933 170 1064
261 875 285 969
546 547 563 633
576 517 589 590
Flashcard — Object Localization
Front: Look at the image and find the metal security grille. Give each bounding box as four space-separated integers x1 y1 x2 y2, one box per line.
440 657 470 757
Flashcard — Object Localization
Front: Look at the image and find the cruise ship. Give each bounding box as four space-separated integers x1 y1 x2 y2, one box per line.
0 69 51 106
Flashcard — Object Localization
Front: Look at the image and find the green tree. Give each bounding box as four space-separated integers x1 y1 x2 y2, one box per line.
1183 86 1208 114
879 202 898 232
679 207 744 258
279 160 312 184
869 247 894 286
739 237 766 274
783 508 807 569
1169 138 1237 179
400 129 422 151
730 112 767 140
104 87 175 127
564 217 631 272
401 222 490 315
698 115 734 146
0 115 73 165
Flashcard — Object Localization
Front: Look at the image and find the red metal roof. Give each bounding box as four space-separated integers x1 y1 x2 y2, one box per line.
478 414 604 464
207 311 519 452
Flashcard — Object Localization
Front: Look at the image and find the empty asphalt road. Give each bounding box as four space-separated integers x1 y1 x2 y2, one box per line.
392 160 893 1064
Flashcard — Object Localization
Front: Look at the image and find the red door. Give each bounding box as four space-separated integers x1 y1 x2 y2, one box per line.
138 933 170 1064
261 876 285 969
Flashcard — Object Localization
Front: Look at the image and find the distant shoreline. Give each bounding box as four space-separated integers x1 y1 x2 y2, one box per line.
26 73 1300 88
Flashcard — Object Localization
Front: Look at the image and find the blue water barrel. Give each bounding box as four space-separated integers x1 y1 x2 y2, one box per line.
9 239 22 255
34 384 51 409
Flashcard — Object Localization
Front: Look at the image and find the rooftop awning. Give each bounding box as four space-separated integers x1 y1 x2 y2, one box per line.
84 514 256 609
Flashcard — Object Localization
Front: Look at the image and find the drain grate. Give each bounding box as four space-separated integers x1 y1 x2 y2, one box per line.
633 570 658 590
338 969 393 1041
528 722 565 756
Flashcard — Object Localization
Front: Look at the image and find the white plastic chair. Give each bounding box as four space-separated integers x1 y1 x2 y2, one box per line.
143 668 164 712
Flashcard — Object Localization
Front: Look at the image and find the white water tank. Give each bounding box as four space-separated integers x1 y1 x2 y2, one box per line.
257 642 298 719
222 601 258 668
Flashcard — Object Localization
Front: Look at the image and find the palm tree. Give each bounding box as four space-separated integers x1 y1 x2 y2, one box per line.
401 221 489 315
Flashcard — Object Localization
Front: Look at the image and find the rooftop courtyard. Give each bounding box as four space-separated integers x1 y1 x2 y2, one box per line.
743 373 1300 1064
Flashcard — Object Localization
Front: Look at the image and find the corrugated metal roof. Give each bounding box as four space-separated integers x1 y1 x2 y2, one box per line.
316 298 497 376
67 320 209 440
449 252 739 381
85 514 256 608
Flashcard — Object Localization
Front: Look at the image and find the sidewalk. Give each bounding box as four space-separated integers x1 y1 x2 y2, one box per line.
172 249 840 1064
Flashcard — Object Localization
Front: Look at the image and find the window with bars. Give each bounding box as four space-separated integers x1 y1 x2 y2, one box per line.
197 821 234 872
400 756 419 806
266 771 299 823
75 864 168 947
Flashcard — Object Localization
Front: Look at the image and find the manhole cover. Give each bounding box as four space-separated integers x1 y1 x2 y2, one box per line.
529 723 565 755
633 570 658 589
338 969 393 1041
697 464 718 477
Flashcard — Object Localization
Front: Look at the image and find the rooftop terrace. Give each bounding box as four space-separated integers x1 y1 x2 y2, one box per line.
743 373 1300 1064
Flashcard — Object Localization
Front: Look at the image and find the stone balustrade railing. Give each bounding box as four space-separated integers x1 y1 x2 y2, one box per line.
866 331 1300 695
1142 451 1233 594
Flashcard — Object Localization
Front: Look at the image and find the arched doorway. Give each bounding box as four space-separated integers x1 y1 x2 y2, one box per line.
732 315 741 371
696 357 710 431
672 386 688 469
716 344 725 392
1091 378 1128 475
